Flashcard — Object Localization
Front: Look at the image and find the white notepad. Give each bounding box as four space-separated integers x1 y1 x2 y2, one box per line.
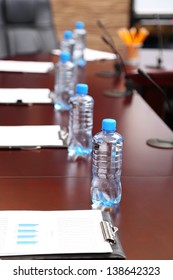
0 60 54 73
0 88 52 104
0 210 113 256
0 125 67 148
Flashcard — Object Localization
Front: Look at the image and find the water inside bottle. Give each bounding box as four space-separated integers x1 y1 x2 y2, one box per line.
91 131 123 208
68 132 92 160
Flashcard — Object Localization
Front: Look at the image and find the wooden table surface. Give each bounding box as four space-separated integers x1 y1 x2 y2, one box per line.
0 54 173 259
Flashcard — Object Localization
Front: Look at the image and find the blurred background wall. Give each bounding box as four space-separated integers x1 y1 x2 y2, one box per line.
51 0 130 51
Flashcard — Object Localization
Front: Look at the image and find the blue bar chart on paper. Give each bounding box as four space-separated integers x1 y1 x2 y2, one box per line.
17 223 39 245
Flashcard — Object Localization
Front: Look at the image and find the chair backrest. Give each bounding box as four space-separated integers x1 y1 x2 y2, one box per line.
0 0 59 58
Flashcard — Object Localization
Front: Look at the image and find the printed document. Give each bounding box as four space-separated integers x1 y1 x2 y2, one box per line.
0 210 112 256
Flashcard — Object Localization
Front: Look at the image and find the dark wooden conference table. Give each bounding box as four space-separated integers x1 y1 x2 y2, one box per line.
0 52 173 260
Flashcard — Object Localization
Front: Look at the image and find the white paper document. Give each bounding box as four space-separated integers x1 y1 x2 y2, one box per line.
0 60 54 73
0 125 65 148
52 48 116 61
0 88 52 104
0 210 112 256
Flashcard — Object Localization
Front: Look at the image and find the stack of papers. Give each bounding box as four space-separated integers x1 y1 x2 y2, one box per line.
0 60 54 73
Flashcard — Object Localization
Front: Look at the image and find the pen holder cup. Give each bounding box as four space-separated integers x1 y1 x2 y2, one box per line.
123 43 142 67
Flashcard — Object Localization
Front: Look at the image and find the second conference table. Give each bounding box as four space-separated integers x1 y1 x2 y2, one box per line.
0 53 173 259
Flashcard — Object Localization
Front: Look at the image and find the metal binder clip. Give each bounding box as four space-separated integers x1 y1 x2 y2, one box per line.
48 91 54 102
16 99 23 104
58 127 68 146
100 221 118 244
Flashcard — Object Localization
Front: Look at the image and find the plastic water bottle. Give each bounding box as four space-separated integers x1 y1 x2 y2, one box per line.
54 51 76 111
68 83 94 160
73 21 86 67
90 118 124 209
60 30 75 61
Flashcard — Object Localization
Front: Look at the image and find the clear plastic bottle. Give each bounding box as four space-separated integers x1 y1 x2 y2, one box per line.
60 30 75 61
68 83 94 160
90 118 124 209
54 51 76 111
73 21 86 67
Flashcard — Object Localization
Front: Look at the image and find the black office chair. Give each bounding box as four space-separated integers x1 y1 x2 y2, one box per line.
0 0 59 58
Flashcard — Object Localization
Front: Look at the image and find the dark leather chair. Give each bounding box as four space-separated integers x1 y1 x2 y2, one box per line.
0 0 59 58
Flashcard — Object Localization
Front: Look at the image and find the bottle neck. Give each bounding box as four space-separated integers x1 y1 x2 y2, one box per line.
76 93 87 97
102 129 115 134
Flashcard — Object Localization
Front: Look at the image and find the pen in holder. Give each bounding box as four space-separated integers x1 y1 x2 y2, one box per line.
117 27 149 68
123 43 142 67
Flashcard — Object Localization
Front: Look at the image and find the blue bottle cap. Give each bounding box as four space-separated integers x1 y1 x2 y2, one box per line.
75 21 85 29
102 119 116 131
64 30 73 39
76 83 88 95
60 51 71 62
